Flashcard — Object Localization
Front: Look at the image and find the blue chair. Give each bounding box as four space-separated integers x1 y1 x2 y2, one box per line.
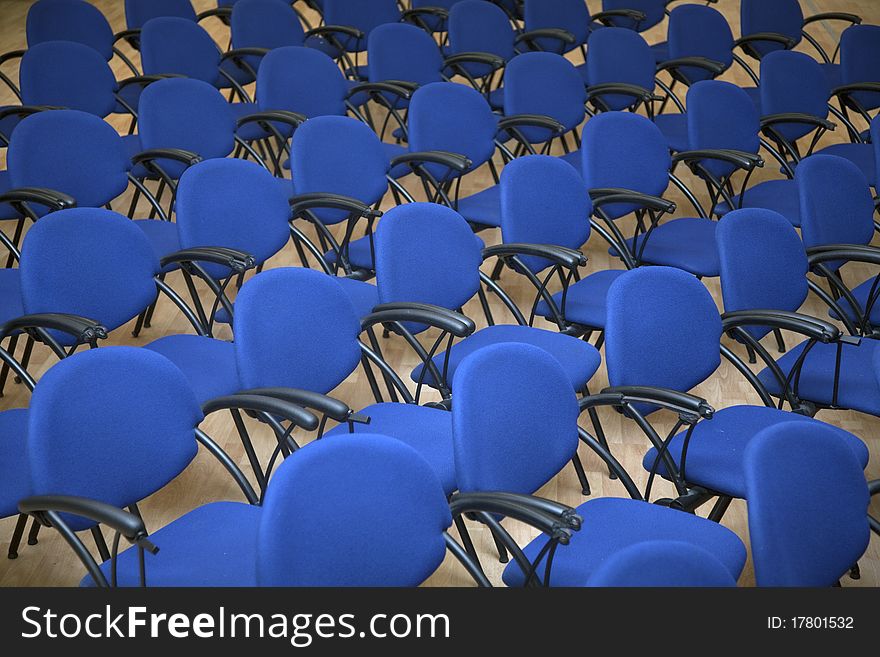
123 0 234 37
745 421 871 587
833 25 880 142
600 0 667 32
654 3 735 75
813 113 878 189
229 0 307 77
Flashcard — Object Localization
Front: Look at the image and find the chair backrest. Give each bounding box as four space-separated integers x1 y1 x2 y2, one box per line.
453 342 579 494
322 0 402 52
368 23 444 88
412 0 460 32
581 111 671 220
175 159 291 279
257 433 452 586
500 155 591 274
602 0 666 31
408 82 499 178
760 50 830 144
586 540 738 587
231 0 306 74
125 0 197 29
19 208 160 338
686 80 760 180
257 46 348 119
523 0 590 48
27 0 115 61
233 267 363 393
840 25 880 112
667 5 733 84
20 40 118 119
745 421 870 587
605 266 722 403
740 0 803 58
289 116 390 225
797 154 875 251
448 1 515 69
140 17 221 83
504 52 586 143
8 110 129 209
716 208 809 341
375 203 483 317
28 346 203 532
586 27 656 111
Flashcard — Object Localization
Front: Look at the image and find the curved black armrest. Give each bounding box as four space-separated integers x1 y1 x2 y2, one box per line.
589 188 676 214
761 112 835 132
220 47 271 65
734 32 798 51
116 73 184 93
203 393 320 431
290 193 382 218
807 244 880 268
514 28 576 49
19 495 152 546
832 82 880 98
160 247 256 273
586 83 660 104
869 479 880 496
593 9 647 24
588 386 715 420
482 243 586 269
347 81 415 102
0 49 26 66
656 56 726 76
237 110 307 130
721 309 841 343
497 114 566 134
240 387 369 424
0 104 61 124
196 7 232 22
0 187 76 211
305 25 365 42
803 12 861 27
449 492 580 541
671 149 764 171
402 7 450 21
131 148 202 168
390 151 472 173
443 52 505 71
0 313 107 343
362 302 476 338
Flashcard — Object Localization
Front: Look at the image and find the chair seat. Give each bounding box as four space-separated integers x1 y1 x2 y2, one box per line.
651 41 669 64
345 79 370 107
742 86 761 112
714 179 800 227
613 217 720 277
411 324 602 391
575 61 588 85
653 113 689 152
559 149 582 170
642 405 869 498
488 87 504 111
758 338 880 415
502 497 746 587
231 102 273 141
216 60 256 90
812 142 876 187
144 335 240 404
81 502 261 587
115 82 143 118
121 134 142 170
535 268 626 330
0 109 21 144
830 276 880 326
819 62 841 91
133 219 181 265
0 408 30 518
0 169 19 220
324 403 456 494
455 184 501 228
384 142 411 179
334 277 378 318
324 234 379 272
0 268 23 326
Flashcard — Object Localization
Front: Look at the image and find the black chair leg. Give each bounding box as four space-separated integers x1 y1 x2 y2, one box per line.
489 526 510 564
453 514 479 563
707 495 732 522
849 564 861 580
773 328 786 354
7 513 27 559
13 335 34 384
0 333 19 397
489 259 504 282
571 454 591 496
27 518 40 546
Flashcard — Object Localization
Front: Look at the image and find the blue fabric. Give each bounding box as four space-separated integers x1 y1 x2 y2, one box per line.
812 143 876 188
231 0 305 75
141 17 230 87
666 5 732 84
587 540 738 587
0 409 30 519
714 179 801 227
454 185 503 228
257 46 348 122
760 51 830 144
740 0 803 58
448 1 515 78
324 233 380 272
411 324 602 392
8 110 129 209
642 405 869 499
833 276 880 327
27 0 114 60
82 502 261 587
132 219 181 263
324 403 456 494
28 347 203 532
744 422 870 587
504 53 586 144
321 0 402 53
452 343 579 494
125 0 197 29
523 0 590 51
257 434 452 586
587 28 656 111
0 170 17 220
602 0 666 31
841 25 880 111
653 113 689 152
20 209 159 341
535 269 626 330
0 269 23 325
605 267 721 405
368 23 443 103
144 335 240 404
500 155 590 274
334 277 378 318
618 217 720 277
234 267 363 393
503 497 746 586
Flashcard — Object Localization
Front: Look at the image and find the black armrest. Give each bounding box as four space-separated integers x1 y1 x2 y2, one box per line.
0 49 26 67
402 7 450 21
449 491 580 540
443 52 505 72
592 9 647 25
482 243 586 269
0 313 107 343
0 104 61 124
290 193 382 218
671 149 764 171
202 393 320 431
131 148 202 169
236 110 307 131
497 114 566 134
19 495 152 546
196 7 232 22
734 32 798 51
514 28 576 49
305 25 365 42
803 12 861 27
869 479 880 497
807 244 880 268
586 83 660 104
656 56 726 76
239 387 369 424
220 47 271 65
589 188 676 214
347 81 415 102
721 309 841 343
160 247 256 273
832 82 880 98
390 151 472 173
362 302 476 338
116 73 184 94
0 187 76 211
589 386 714 420
760 112 835 132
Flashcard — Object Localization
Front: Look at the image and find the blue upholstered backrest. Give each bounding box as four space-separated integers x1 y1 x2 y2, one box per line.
27 0 114 60
125 0 196 29
667 5 733 84
797 155 875 250
523 0 590 48
233 267 363 393
257 47 348 119
841 25 880 111
19 209 160 338
257 434 451 586
717 208 809 340
745 422 869 587
448 1 515 71
368 23 443 87
453 343 579 494
8 110 129 208
322 0 401 52
504 52 586 143
375 203 483 315
760 51 830 143
586 27 656 111
740 0 803 57
175 159 291 279
587 540 738 587
582 111 670 220
602 0 666 31
28 347 202 532
21 41 118 118
140 17 220 83
500 155 591 273
605 267 722 400
231 0 305 74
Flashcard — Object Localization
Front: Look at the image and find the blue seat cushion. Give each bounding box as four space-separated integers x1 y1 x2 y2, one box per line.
121 134 142 171
575 62 588 85
714 179 800 227
0 409 30 518
757 338 880 415
742 86 761 112
0 268 23 326
813 143 876 187
133 219 181 265
642 405 869 498
559 149 582 170
502 497 746 586
324 234 379 272
144 335 240 404
819 62 841 92
324 403 456 494
0 170 19 220
613 217 720 277
651 41 669 64
535 269 626 330
334 277 378 318
231 102 272 141
654 113 689 152
411 324 602 391
81 502 261 587
829 275 880 326
384 142 410 179
488 87 504 111
455 185 502 228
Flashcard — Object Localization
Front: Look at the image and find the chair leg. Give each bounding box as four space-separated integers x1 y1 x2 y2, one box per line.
489 259 504 282
132 310 146 338
0 334 19 397
849 564 861 580
745 343 757 364
707 495 732 522
27 518 40 546
583 391 616 480
7 513 27 559
489 526 510 564
773 328 786 354
570 454 591 496
13 335 34 384
453 514 478 563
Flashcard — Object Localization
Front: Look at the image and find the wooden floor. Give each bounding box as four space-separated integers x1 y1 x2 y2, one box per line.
0 0 879 587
